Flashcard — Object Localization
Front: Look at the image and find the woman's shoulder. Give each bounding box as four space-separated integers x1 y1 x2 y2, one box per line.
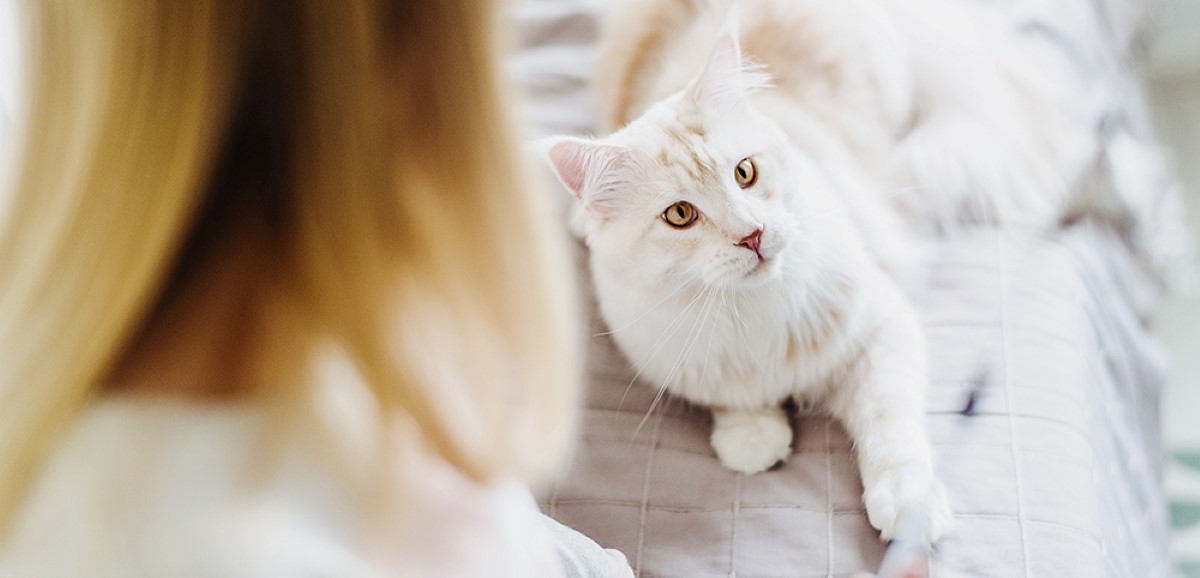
0 400 563 578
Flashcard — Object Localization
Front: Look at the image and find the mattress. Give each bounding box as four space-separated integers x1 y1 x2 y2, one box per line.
512 1 1175 575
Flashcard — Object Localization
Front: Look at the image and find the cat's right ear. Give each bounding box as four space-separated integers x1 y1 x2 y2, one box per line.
690 3 769 111
541 137 631 214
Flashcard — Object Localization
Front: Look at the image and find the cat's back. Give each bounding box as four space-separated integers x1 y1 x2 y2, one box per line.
593 0 911 137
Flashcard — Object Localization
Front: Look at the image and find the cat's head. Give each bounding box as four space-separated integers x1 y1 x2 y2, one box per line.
545 26 806 289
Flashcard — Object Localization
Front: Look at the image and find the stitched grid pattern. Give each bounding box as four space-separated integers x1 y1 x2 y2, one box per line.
539 227 1169 577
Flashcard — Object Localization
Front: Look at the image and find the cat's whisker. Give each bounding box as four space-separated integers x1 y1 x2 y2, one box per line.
732 294 765 374
729 292 750 337
595 261 707 337
630 283 710 373
633 294 713 436
634 388 671 439
594 278 695 337
695 289 726 389
659 286 718 385
640 287 718 423
726 291 757 376
634 286 720 437
618 284 712 414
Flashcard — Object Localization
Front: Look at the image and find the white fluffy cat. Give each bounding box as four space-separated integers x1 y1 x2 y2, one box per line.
543 11 955 543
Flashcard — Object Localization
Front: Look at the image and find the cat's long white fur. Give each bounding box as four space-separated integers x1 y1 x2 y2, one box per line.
543 10 959 543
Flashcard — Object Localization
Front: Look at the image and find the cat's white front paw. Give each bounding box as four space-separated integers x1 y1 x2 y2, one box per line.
863 469 953 545
710 406 793 475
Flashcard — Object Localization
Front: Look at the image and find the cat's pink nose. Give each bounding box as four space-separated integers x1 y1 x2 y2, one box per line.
736 228 764 261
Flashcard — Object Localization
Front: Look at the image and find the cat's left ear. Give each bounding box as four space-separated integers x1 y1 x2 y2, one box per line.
541 136 632 215
690 5 769 111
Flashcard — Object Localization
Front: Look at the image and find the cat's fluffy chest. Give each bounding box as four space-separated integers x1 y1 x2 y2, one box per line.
592 255 870 410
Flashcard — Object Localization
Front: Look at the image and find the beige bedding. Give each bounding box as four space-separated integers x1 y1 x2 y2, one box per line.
542 226 1169 576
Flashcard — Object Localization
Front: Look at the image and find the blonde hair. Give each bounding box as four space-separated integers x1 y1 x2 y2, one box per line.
0 0 578 523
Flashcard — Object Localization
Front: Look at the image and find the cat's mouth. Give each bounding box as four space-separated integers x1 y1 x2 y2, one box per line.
746 256 774 278
716 255 779 288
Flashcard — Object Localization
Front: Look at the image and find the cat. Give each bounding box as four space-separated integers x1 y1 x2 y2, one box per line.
541 0 1078 545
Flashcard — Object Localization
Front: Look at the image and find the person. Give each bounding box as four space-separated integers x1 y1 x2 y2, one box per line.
0 1 628 576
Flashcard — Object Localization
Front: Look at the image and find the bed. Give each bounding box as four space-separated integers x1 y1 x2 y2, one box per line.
512 1 1182 575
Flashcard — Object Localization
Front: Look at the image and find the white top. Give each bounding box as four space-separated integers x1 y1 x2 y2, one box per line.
0 400 564 578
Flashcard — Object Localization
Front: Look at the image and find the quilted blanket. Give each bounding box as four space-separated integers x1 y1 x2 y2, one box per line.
542 225 1170 577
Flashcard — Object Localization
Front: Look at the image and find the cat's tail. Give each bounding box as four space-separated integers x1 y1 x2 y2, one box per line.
885 0 1083 234
889 110 1071 232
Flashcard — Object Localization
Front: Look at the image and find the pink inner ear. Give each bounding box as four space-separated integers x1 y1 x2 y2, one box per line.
710 35 741 76
546 140 630 214
548 141 589 199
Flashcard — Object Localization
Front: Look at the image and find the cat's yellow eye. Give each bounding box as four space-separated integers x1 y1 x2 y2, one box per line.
662 201 699 229
734 157 757 188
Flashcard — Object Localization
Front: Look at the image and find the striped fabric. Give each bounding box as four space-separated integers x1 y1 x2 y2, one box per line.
1168 452 1200 577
